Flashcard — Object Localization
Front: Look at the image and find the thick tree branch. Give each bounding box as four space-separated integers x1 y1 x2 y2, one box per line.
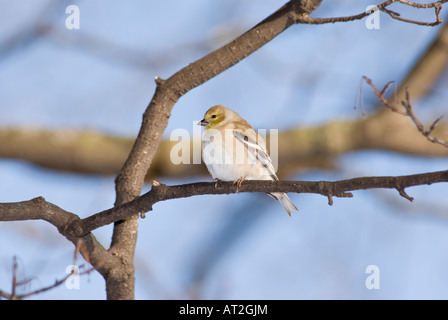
2 171 446 239
1 116 447 180
395 19 448 102
0 197 118 282
87 170 448 234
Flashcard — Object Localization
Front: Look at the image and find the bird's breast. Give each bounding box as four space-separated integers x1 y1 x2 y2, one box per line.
201 129 260 181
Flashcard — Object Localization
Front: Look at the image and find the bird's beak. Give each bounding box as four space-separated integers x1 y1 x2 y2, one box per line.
198 119 208 126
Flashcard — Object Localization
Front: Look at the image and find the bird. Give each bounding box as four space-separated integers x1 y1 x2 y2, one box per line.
198 105 298 216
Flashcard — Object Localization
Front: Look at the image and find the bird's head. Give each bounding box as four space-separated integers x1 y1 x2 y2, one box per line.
198 105 230 129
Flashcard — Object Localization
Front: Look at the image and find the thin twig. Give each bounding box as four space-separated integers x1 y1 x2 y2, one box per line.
11 257 17 299
363 76 448 148
0 240 96 300
300 0 447 26
380 1 443 26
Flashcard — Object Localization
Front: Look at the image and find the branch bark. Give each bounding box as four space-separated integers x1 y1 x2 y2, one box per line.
79 170 448 234
0 197 119 283
2 171 446 238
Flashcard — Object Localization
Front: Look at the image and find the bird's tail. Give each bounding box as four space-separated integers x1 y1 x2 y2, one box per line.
269 192 298 217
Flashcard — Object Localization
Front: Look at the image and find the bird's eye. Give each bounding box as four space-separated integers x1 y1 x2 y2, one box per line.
211 115 217 119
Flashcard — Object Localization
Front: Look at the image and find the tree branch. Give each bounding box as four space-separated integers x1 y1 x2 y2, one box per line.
2 171 446 239
394 19 448 103
0 242 97 300
1 116 447 180
300 0 447 26
363 76 448 148
0 197 119 282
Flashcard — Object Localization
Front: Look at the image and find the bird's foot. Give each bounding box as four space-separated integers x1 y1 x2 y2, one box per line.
233 176 245 193
214 178 222 189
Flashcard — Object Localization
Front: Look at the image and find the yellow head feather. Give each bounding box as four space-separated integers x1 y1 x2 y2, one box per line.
198 105 252 130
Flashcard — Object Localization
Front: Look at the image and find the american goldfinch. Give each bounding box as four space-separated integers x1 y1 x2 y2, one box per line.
198 105 298 216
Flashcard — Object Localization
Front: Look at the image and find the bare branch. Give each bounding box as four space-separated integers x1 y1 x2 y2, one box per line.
300 0 447 26
363 76 448 148
380 1 443 26
11 257 18 299
397 188 414 202
3 171 445 239
0 197 118 285
0 240 97 300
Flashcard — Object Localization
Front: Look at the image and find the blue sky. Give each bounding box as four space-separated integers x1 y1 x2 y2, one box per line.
0 0 447 299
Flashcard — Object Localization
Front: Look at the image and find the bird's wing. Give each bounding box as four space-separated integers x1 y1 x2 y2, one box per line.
233 130 278 180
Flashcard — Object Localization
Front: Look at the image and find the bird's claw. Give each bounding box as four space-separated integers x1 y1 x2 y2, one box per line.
233 176 245 193
214 178 222 189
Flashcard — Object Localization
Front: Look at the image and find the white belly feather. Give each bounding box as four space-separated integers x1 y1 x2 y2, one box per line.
201 128 271 181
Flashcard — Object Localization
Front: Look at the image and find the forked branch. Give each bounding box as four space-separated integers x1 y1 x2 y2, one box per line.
363 76 448 148
300 0 447 26
1 170 446 239
0 240 96 300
